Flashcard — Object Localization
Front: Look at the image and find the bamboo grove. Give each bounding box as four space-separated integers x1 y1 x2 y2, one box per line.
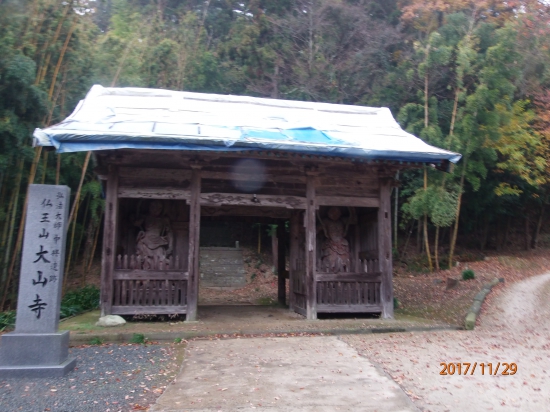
0 0 549 308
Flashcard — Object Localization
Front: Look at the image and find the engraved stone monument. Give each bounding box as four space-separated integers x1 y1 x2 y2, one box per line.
0 184 76 377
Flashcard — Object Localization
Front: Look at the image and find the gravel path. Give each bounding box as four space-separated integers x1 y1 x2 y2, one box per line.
342 272 550 411
0 343 182 412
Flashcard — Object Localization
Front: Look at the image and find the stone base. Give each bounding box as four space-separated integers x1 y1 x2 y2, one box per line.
0 331 76 377
0 358 76 378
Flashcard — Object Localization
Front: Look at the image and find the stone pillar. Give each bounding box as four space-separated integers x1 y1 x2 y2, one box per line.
0 184 76 377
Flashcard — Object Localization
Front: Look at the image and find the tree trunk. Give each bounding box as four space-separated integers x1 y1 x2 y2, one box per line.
448 156 467 269
531 199 546 249
524 214 531 251
434 225 440 271
423 169 432 271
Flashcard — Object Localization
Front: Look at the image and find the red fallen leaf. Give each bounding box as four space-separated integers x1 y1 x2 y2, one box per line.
132 404 148 410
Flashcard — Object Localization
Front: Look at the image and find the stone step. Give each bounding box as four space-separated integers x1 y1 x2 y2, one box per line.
199 247 246 288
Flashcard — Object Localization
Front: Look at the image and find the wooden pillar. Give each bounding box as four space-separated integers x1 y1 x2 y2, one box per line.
305 173 317 320
289 211 300 311
100 165 119 316
277 221 286 305
186 167 201 321
378 177 394 318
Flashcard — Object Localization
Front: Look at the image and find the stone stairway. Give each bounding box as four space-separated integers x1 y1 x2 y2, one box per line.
199 247 246 288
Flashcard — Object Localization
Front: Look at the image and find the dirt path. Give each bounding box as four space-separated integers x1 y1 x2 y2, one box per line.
343 272 550 411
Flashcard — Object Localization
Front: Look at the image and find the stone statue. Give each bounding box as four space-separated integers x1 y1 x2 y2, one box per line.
134 201 173 270
317 207 352 273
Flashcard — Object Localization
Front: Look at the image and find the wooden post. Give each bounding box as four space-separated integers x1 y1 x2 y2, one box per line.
305 173 317 320
186 167 202 321
100 165 119 316
277 221 286 305
289 211 300 311
378 177 394 318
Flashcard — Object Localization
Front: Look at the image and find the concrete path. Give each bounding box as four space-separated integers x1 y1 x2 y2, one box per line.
151 336 418 412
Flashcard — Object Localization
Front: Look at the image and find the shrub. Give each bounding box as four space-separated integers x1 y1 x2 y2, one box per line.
60 285 100 319
462 269 475 280
130 333 147 344
0 310 15 331
393 297 400 309
89 337 104 345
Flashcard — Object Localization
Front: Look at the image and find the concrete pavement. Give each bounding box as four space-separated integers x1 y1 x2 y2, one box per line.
151 336 418 412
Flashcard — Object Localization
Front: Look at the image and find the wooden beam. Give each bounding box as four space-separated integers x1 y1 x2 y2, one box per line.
289 211 300 311
317 304 382 313
112 305 187 315
201 170 306 184
316 196 379 208
315 273 382 282
186 167 201 321
305 173 317 320
200 193 306 209
113 271 189 280
118 186 191 200
201 206 292 219
277 222 287 305
101 165 119 316
119 167 192 182
378 177 394 318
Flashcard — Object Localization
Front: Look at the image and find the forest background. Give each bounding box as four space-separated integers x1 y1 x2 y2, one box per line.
0 0 549 309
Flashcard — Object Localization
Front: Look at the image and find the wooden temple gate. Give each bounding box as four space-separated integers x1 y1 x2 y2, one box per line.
99 152 394 321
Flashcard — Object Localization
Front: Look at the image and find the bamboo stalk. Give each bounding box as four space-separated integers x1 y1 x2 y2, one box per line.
0 159 24 288
56 153 61 185
46 63 68 126
86 213 102 274
63 195 81 294
36 2 71 85
0 177 16 251
40 150 49 183
68 151 91 225
75 193 91 269
48 16 77 100
0 146 42 308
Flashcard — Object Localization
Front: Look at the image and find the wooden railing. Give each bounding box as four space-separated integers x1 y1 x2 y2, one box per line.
116 254 183 270
314 250 382 313
112 253 188 315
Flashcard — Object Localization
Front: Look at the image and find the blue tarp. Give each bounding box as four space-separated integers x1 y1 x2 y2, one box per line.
34 85 462 165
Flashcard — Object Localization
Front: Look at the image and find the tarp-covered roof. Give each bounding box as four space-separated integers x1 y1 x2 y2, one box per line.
34 85 461 165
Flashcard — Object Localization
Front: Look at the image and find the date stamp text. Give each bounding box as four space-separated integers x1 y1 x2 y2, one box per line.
439 362 517 375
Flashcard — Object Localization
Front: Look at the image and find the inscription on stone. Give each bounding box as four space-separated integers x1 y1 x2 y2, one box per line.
0 184 75 378
15 185 69 333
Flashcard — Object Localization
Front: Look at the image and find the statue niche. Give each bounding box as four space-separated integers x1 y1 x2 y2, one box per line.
134 200 173 270
317 207 354 273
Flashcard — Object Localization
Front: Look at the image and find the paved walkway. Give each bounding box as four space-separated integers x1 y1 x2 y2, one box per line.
150 336 418 412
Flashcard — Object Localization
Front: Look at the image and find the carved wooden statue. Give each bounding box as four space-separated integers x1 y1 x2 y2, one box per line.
134 200 173 269
317 207 352 273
